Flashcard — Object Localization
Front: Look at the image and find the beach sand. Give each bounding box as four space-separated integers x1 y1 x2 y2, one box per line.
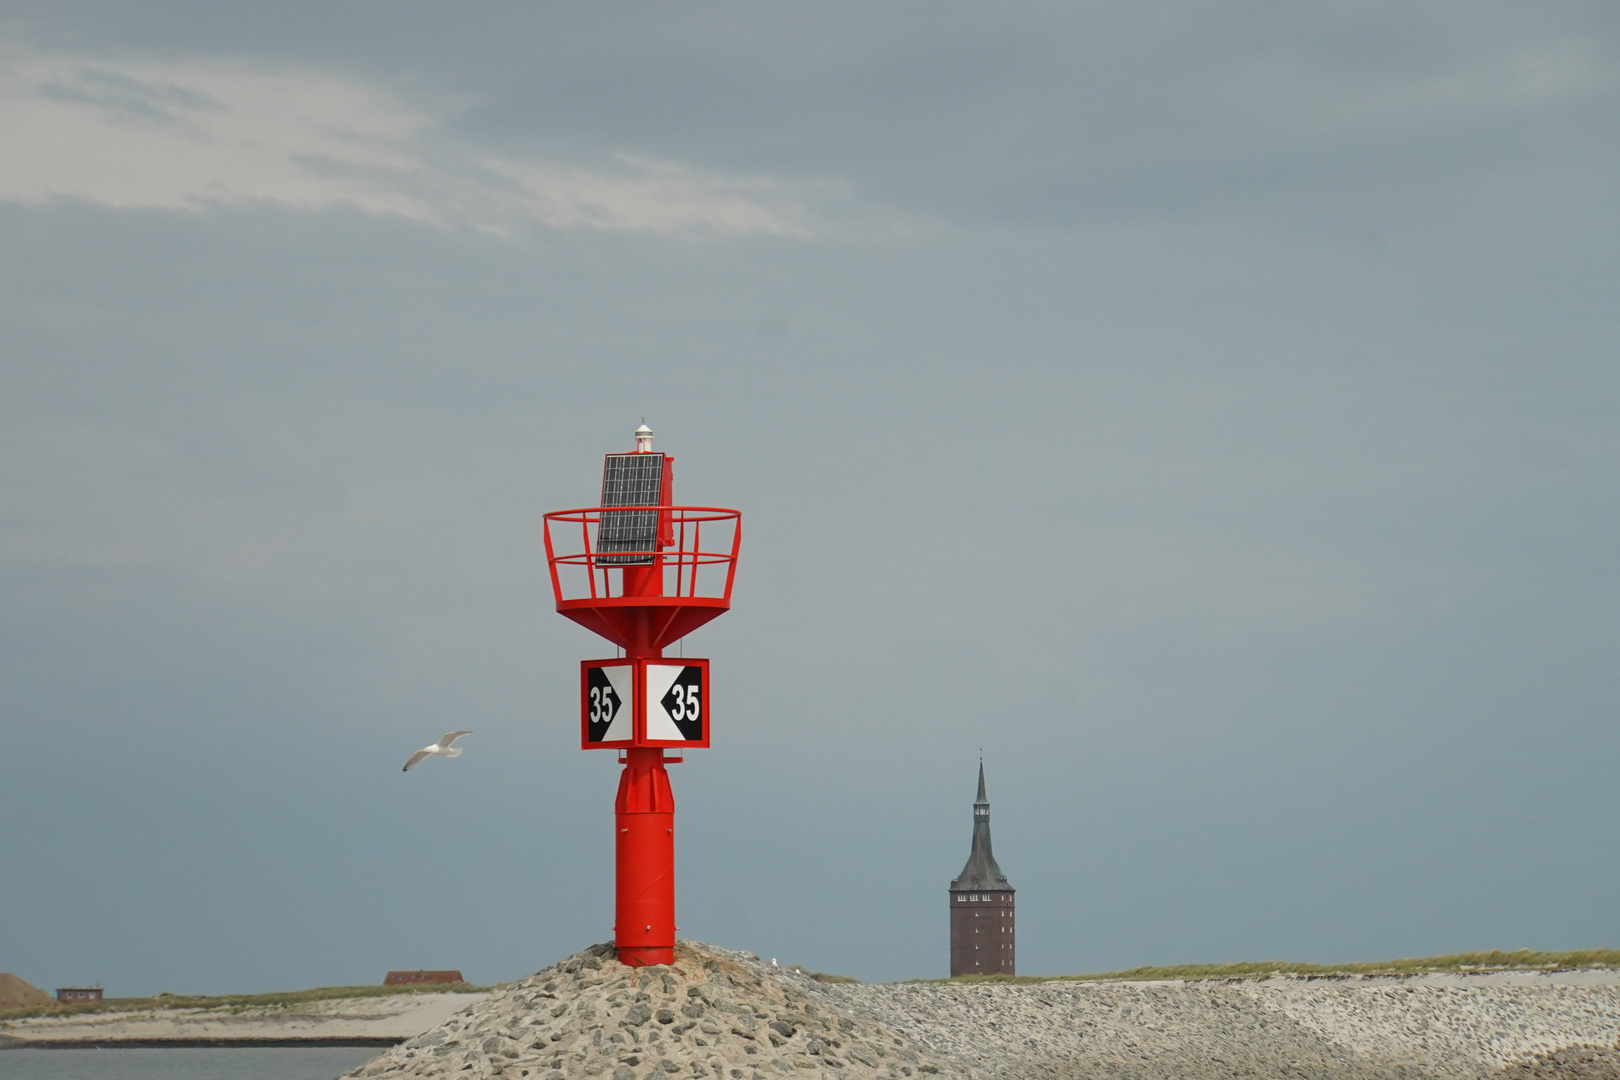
0 991 485 1047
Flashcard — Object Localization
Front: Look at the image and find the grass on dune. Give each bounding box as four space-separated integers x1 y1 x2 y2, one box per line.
785 966 859 984
0 981 493 1023
934 949 1620 984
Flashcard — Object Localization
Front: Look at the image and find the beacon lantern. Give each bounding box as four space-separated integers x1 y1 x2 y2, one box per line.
543 425 740 966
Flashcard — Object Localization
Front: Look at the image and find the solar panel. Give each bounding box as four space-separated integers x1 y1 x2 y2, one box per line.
597 453 665 565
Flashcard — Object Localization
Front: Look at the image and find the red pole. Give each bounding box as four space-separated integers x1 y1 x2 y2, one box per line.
618 546 675 966
614 746 675 966
621 563 660 597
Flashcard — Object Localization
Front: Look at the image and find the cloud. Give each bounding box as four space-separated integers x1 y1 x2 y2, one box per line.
1220 37 1615 150
0 50 821 236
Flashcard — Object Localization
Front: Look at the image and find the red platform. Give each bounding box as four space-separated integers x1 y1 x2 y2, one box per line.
543 505 741 654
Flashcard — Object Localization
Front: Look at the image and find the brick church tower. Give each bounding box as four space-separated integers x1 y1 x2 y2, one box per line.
949 761 1014 976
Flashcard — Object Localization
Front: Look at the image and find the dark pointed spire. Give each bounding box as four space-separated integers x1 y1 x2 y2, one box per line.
951 760 1011 892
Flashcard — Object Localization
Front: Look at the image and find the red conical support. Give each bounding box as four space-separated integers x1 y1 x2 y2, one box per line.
614 747 675 966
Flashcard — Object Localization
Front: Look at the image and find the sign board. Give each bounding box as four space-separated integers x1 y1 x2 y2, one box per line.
580 658 709 749
583 662 633 746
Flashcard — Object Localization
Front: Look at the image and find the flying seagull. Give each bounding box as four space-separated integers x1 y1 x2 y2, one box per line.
403 731 473 772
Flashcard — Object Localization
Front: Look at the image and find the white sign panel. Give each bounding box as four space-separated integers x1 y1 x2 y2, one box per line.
644 663 705 742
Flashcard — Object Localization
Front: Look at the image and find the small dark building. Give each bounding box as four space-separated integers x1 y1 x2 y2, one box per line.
384 970 464 986
55 986 103 1002
949 762 1014 977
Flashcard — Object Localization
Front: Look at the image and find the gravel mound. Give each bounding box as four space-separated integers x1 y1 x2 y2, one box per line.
339 945 1620 1080
339 942 968 1080
1246 980 1620 1072
822 977 1620 1080
826 979 1399 1080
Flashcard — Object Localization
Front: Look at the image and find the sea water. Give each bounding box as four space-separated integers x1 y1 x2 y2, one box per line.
0 1047 378 1080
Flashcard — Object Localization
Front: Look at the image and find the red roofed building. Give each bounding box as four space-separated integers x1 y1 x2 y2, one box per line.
384 970 464 986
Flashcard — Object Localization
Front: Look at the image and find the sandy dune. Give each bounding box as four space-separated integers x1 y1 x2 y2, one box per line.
0 991 488 1047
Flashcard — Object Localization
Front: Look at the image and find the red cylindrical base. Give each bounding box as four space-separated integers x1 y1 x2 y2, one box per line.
614 748 675 966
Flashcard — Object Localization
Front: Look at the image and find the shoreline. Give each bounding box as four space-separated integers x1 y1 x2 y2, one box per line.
0 1035 404 1049
0 990 485 1050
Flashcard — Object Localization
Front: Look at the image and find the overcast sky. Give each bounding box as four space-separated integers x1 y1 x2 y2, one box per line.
2 3 1617 994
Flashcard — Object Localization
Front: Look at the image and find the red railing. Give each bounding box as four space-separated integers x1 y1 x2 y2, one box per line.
542 506 742 605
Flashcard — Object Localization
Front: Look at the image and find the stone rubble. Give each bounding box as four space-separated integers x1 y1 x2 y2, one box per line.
341 944 1620 1080
1501 1044 1620 1080
823 976 1620 1080
1248 980 1620 1072
340 942 971 1080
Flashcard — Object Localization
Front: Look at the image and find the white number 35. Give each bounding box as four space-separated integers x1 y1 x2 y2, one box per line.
669 684 701 721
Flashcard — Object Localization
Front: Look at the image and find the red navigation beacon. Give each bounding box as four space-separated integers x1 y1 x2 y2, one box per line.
542 425 741 966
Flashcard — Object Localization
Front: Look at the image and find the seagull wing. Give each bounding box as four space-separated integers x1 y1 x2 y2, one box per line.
438 731 473 750
403 749 433 772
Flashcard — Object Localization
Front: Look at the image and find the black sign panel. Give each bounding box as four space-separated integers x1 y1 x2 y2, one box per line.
585 665 624 743
657 665 705 741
